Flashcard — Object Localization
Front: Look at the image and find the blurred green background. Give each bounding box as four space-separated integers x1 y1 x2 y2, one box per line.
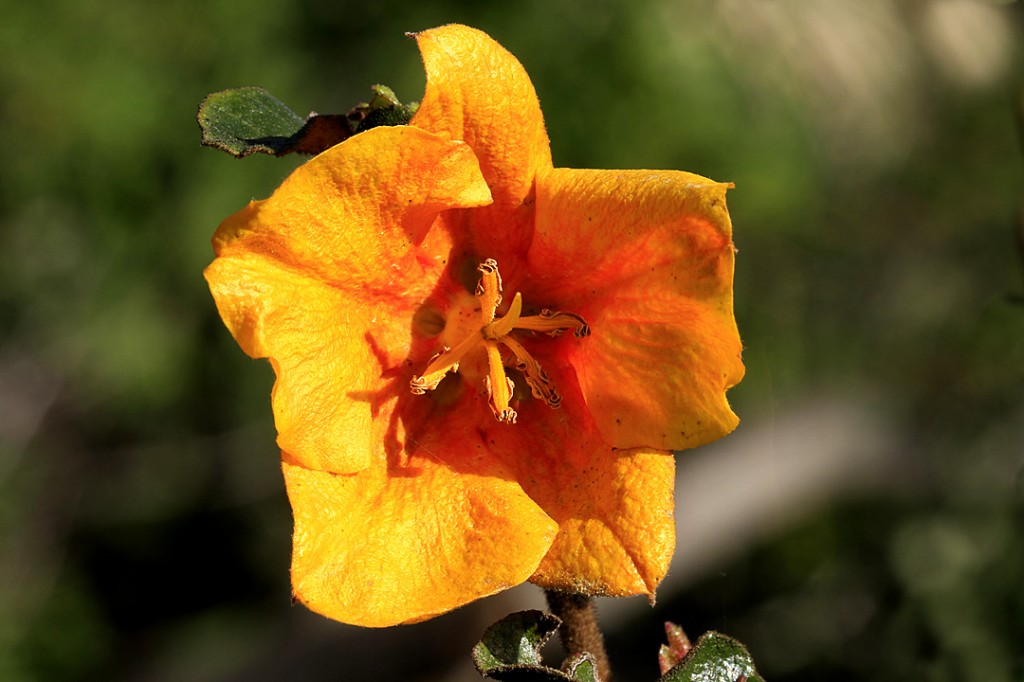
2 0 1022 680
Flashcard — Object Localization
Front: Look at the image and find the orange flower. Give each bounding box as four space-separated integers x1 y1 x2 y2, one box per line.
205 24 743 627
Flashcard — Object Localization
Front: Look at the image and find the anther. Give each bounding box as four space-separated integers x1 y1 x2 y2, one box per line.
500 335 562 409
516 309 591 338
476 258 502 321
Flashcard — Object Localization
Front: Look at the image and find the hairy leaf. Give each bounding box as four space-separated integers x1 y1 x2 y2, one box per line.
660 632 764 682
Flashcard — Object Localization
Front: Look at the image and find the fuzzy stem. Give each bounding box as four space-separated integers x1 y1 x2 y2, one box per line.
545 589 612 681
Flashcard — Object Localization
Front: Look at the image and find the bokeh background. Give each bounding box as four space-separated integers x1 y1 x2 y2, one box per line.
2 0 1022 680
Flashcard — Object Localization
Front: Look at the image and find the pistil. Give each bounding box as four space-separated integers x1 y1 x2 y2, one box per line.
409 259 589 423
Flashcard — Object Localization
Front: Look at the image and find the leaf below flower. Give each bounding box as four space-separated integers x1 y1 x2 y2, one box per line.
473 611 601 681
659 631 764 682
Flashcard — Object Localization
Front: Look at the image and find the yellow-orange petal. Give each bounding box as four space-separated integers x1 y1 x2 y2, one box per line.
205 251 408 474
283 435 559 626
526 168 745 451
211 125 491 296
529 447 676 598
411 24 553 260
476 384 677 598
206 126 491 474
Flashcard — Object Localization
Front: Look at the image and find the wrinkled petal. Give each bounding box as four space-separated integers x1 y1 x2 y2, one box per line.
284 394 559 627
411 24 552 261
205 126 491 473
529 447 675 597
211 125 491 297
475 378 676 597
526 168 744 451
206 253 408 474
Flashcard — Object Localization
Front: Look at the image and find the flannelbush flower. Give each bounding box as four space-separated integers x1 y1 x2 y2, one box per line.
205 24 744 627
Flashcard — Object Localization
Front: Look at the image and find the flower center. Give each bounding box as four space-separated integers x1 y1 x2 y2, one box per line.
410 258 590 424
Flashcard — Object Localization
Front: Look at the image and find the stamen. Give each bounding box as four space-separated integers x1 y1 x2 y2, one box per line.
499 335 562 409
483 341 517 423
514 309 591 338
410 258 588 423
410 330 480 394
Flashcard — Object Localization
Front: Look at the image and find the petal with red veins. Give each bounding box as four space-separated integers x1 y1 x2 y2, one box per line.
476 382 677 598
527 168 744 451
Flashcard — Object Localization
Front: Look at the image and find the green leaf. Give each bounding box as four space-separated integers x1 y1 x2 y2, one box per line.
659 632 764 682
564 653 598 681
473 610 560 670
473 669 578 682
197 87 345 158
473 611 598 681
196 84 418 159
353 84 419 132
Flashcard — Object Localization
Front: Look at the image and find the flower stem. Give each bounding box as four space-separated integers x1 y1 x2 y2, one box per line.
544 589 612 681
